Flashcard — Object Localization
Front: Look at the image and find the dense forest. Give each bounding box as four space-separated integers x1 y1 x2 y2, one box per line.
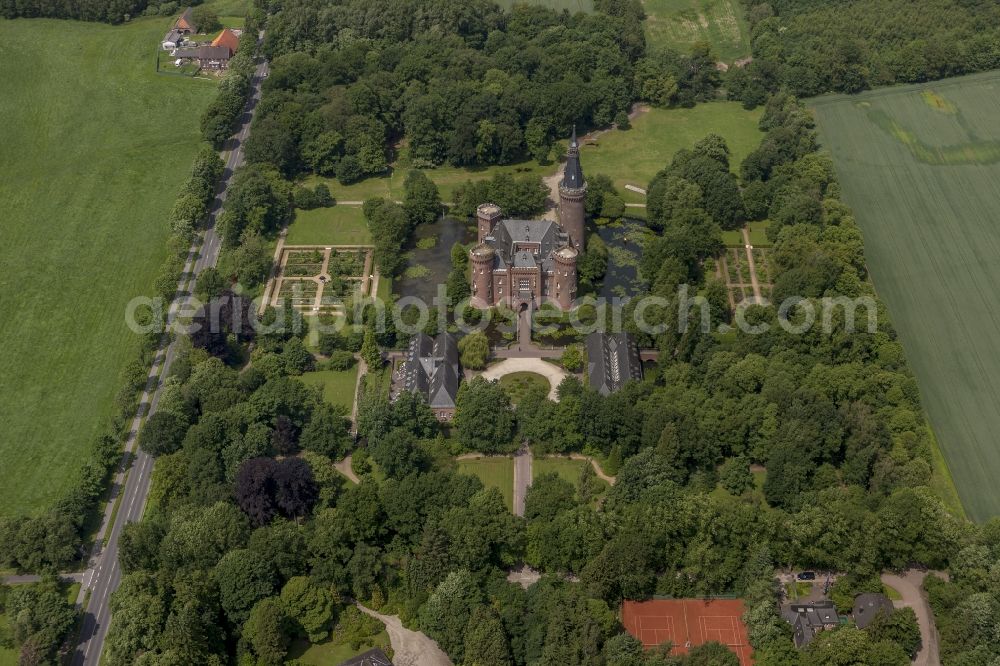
729 0 1000 101
241 0 728 183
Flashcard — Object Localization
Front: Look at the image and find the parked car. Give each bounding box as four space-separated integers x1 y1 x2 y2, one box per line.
797 571 817 581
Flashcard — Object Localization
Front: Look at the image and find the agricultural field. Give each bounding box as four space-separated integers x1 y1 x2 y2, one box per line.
457 457 515 511
811 71 1000 521
0 18 216 516
641 0 750 62
579 103 763 199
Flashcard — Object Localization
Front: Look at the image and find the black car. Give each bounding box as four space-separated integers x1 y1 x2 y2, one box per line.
797 571 817 581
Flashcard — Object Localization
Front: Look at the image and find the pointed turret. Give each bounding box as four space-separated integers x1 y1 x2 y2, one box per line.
561 125 585 191
558 124 587 251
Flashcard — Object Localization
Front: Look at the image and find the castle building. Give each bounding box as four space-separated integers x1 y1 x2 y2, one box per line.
396 332 460 421
469 128 587 311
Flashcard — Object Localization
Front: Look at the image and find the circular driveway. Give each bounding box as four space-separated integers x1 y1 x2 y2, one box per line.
479 357 568 401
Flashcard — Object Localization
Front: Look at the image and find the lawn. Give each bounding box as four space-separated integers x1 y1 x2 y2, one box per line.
286 205 372 246
784 581 813 600
457 457 514 511
499 372 550 405
641 0 750 62
0 18 217 516
286 632 390 665
721 221 771 247
305 146 553 205
533 457 611 497
810 71 1000 521
299 368 360 412
579 103 763 195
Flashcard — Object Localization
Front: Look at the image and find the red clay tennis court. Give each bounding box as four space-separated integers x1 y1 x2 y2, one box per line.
622 599 753 666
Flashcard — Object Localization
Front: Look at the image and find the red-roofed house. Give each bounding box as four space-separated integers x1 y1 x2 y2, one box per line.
211 28 240 55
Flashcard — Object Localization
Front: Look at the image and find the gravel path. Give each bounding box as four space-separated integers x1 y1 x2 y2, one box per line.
357 604 452 666
479 357 567 401
334 455 360 484
881 570 943 666
513 445 533 517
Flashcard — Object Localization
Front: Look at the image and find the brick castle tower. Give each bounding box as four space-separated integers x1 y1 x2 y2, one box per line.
558 126 587 252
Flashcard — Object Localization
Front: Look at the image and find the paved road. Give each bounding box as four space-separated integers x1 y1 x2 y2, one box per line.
69 55 269 666
512 446 533 517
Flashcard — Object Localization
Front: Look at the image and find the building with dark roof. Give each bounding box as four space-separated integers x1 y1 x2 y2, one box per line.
162 28 186 50
173 7 197 33
469 127 586 312
397 332 461 420
558 126 587 252
585 332 642 395
853 593 893 629
337 647 393 666
782 600 840 648
173 45 234 70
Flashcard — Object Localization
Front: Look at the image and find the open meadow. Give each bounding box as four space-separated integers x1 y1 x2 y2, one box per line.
581 102 762 200
457 457 515 511
0 18 216 515
811 71 1000 521
641 0 750 62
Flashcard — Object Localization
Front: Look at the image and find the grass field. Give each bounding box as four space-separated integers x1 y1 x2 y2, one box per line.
305 152 552 206
533 457 611 497
286 205 372 245
641 0 750 62
811 71 1000 521
580 103 763 195
286 631 390 665
299 368 360 412
457 457 514 510
0 18 216 516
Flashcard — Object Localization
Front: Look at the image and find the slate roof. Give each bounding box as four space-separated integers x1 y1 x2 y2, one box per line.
174 45 232 61
400 332 460 409
853 593 893 629
337 648 393 666
561 126 585 191
163 28 185 44
484 218 565 272
782 601 840 648
585 332 643 396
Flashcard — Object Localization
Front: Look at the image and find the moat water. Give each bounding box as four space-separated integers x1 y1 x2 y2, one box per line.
394 215 649 339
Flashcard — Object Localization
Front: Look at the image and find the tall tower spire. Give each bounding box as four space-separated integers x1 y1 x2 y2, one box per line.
558 124 587 251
